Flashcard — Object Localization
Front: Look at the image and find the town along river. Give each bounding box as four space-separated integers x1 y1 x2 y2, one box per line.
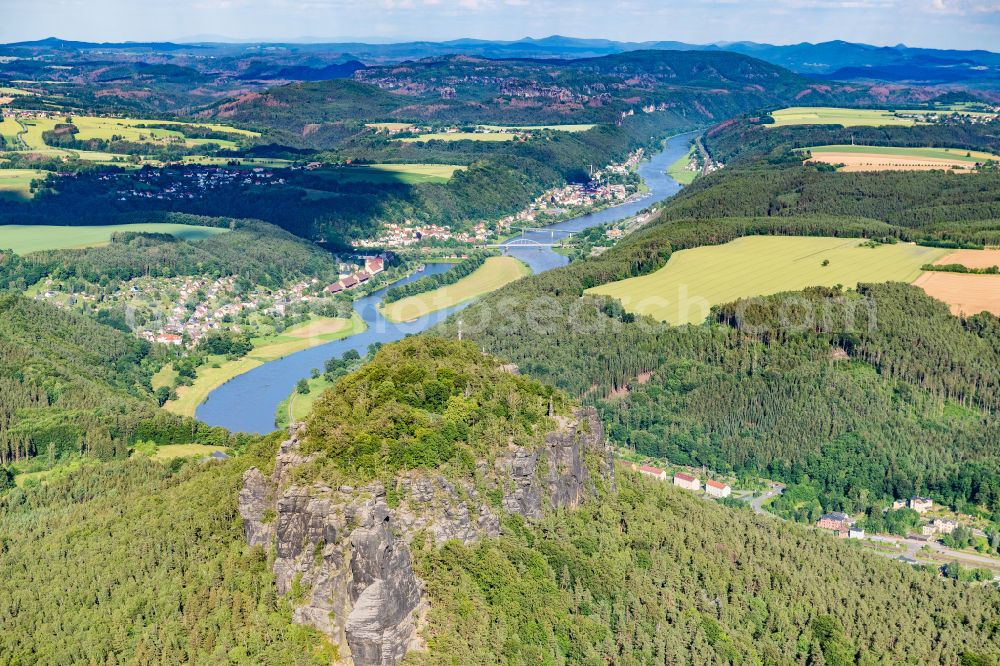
195 131 696 433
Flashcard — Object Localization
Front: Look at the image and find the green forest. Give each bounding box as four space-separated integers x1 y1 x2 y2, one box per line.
1 338 997 665
440 120 1000 524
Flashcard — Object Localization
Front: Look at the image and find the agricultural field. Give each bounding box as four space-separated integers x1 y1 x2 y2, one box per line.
587 236 947 325
933 248 1000 270
2 113 257 158
0 116 24 145
913 272 1000 317
0 169 44 200
165 314 365 418
805 144 998 172
398 132 516 143
381 256 530 322
769 106 997 128
314 163 465 184
0 222 228 255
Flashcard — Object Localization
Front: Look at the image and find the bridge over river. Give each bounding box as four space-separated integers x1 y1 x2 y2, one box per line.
195 131 697 433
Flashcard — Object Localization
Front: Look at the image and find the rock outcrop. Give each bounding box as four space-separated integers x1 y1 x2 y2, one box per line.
240 408 611 666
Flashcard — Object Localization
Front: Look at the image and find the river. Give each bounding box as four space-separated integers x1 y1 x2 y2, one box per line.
195 131 696 433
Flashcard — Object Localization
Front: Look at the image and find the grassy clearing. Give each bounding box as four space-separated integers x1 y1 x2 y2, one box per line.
588 236 947 325
366 122 416 131
314 163 465 184
667 147 697 185
0 223 228 255
381 256 530 322
13 458 91 488
164 314 365 418
180 156 292 168
275 375 335 430
151 364 178 391
399 132 515 143
148 444 230 462
0 169 44 200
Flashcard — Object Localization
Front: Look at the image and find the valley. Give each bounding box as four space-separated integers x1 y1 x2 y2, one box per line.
0 25 999 666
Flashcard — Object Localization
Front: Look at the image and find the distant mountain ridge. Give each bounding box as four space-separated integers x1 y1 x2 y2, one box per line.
3 35 998 85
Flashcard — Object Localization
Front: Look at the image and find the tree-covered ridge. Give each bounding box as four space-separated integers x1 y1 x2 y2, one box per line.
0 294 238 464
410 472 1000 665
303 337 566 483
0 440 336 665
705 116 1000 165
658 167 1000 245
7 216 341 289
1 345 997 665
438 165 1000 519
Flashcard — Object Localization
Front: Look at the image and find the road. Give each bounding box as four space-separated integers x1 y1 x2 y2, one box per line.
742 485 1000 577
694 135 712 177
746 482 784 515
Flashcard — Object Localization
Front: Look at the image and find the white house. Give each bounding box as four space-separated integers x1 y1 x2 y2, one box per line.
673 472 700 491
705 479 731 498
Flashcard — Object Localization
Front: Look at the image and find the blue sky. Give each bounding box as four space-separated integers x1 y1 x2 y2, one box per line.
3 0 998 51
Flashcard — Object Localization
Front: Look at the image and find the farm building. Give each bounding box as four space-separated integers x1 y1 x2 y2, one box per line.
705 479 731 498
848 527 865 539
817 512 855 537
638 465 667 481
673 472 700 491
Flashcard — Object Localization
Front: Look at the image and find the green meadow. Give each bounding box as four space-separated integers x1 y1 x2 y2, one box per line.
0 223 229 255
315 163 466 184
0 170 44 200
587 236 947 325
667 146 697 185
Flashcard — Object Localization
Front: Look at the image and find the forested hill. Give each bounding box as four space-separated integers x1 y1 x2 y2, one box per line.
437 120 1000 526
0 294 237 465
1 339 998 664
203 49 901 139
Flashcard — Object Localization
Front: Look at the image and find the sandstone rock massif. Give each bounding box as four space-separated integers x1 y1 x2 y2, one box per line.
239 408 612 665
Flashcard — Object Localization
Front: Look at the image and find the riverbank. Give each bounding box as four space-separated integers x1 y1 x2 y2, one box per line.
164 313 366 418
195 132 698 433
380 256 530 323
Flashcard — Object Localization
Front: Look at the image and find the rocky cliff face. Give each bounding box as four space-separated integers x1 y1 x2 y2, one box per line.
239 408 612 666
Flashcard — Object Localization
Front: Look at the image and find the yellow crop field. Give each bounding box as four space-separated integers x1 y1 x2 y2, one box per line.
587 236 947 325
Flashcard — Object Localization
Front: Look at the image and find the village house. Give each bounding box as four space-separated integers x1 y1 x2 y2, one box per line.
922 518 958 537
892 499 908 511
816 512 855 537
673 472 700 491
638 465 667 481
910 497 934 514
705 479 731 498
